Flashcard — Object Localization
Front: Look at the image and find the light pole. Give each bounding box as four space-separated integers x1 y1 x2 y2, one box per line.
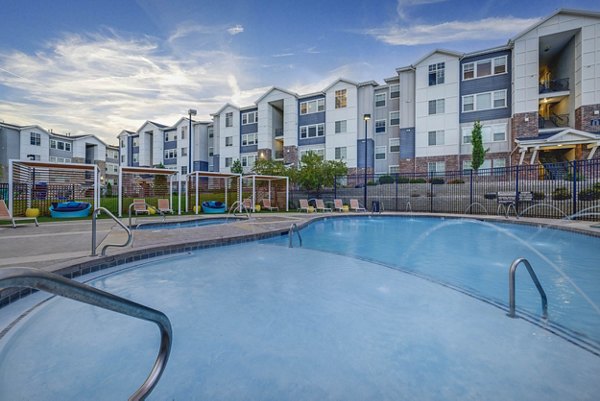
363 113 371 208
188 109 197 173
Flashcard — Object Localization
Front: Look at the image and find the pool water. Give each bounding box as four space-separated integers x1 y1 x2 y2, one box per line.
1 217 599 400
135 217 237 230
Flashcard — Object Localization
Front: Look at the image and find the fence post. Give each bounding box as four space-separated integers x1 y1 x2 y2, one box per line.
469 169 473 215
430 172 434 213
572 160 577 217
515 164 520 208
334 176 337 200
395 174 398 211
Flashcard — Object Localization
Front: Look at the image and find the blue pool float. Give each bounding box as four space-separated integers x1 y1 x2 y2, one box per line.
201 201 226 214
49 201 92 218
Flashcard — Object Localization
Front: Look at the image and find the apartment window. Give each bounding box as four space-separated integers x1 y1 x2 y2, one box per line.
132 154 139 163
493 91 506 108
165 132 177 142
389 138 400 153
225 136 233 146
462 127 472 144
428 161 445 175
30 132 41 146
375 146 386 160
390 84 400 99
225 112 233 127
241 133 257 146
335 147 347 160
492 125 506 141
50 139 70 151
27 154 41 161
121 139 125 148
335 120 347 133
428 62 445 86
462 90 507 112
335 89 347 108
389 165 400 174
390 111 400 126
121 155 125 163
208 128 214 138
208 147 214 157
180 127 186 140
428 99 445 115
300 99 325 115
428 130 445 146
225 157 233 167
181 147 188 157
375 93 386 107
462 124 506 143
299 148 325 160
375 119 386 134
181 166 188 175
462 55 507 80
164 149 177 159
241 155 256 167
299 123 325 139
242 111 258 124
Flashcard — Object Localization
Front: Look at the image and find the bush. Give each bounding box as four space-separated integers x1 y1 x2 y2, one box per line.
396 176 411 183
552 187 571 200
378 175 395 184
429 177 445 185
448 178 465 184
367 180 377 186
532 191 545 201
409 178 427 184
410 192 421 197
578 187 600 201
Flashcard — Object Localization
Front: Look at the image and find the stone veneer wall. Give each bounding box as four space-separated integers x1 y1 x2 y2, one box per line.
283 145 298 165
257 148 272 161
575 104 600 133
511 112 538 140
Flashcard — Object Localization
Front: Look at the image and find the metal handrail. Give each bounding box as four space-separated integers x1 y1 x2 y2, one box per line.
129 202 165 229
507 257 548 319
288 223 302 248
0 267 172 401
497 202 518 219
227 200 250 219
92 207 133 256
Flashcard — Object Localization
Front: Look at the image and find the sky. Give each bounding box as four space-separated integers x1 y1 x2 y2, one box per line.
0 0 598 145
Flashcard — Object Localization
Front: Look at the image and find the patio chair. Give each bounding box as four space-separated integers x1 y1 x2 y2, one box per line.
349 199 366 212
132 198 149 215
157 199 173 214
242 198 253 212
298 199 311 213
0 200 39 228
333 199 344 212
262 198 279 211
315 199 332 212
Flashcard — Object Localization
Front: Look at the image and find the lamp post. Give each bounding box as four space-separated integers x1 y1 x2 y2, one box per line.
188 109 197 173
363 114 371 208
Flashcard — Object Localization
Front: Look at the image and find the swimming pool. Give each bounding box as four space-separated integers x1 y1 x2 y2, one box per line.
1 216 599 400
135 217 240 230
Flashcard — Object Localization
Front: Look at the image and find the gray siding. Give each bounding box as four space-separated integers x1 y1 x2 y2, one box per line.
399 128 415 159
298 137 325 146
0 126 20 179
240 123 258 135
240 144 258 153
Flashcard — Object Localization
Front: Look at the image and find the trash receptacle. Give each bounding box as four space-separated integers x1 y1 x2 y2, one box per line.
371 200 380 213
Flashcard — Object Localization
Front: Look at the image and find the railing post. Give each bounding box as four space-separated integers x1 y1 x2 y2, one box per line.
469 169 473 215
91 209 98 256
429 172 433 213
395 173 399 211
515 164 520 214
572 160 577 218
334 175 337 199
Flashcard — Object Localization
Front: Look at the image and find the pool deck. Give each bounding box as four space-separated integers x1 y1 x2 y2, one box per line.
1 211 599 304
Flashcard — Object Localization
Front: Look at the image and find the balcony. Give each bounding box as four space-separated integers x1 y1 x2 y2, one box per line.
538 113 569 129
274 128 283 138
539 78 569 94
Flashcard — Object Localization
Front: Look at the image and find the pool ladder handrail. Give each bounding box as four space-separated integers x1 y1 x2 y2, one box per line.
507 257 548 319
92 207 133 256
288 223 302 248
128 202 165 229
0 266 172 401
497 202 518 219
227 201 251 219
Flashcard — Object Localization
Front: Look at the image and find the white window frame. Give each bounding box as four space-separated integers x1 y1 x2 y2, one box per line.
299 99 325 115
208 147 214 157
30 132 41 146
241 132 257 146
375 119 386 134
375 93 386 107
390 111 400 126
225 112 233 127
299 148 325 160
164 149 177 159
225 136 233 147
428 62 445 86
180 127 186 140
299 123 325 139
225 157 233 167
132 153 139 163
428 130 445 146
241 154 256 167
132 137 139 147
335 89 347 109
335 120 347 134
427 161 445 175
462 90 507 113
181 147 188 157
389 138 400 153
389 165 400 174
181 166 188 175
462 55 508 81
242 111 258 125
334 146 347 160
389 84 400 99
375 146 386 160
428 99 445 115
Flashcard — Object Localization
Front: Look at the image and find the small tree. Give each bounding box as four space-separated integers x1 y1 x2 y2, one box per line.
253 158 288 176
296 151 347 194
231 159 243 174
470 120 489 172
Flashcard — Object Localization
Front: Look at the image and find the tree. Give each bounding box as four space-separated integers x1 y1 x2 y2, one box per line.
253 158 288 176
470 120 489 172
231 159 243 174
295 151 347 194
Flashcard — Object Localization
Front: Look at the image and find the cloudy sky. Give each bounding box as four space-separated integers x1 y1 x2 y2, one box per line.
0 0 597 144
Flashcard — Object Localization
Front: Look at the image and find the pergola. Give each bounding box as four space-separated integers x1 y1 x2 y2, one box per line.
118 166 179 217
8 159 101 216
187 171 242 214
242 174 289 212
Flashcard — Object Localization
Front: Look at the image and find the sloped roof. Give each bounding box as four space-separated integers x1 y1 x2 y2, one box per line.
211 103 239 117
321 78 359 93
254 86 299 104
510 8 600 43
412 49 463 66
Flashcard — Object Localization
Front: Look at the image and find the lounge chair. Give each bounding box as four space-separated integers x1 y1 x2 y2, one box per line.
349 199 366 212
0 200 39 228
262 198 279 211
132 198 149 215
298 199 311 213
333 199 344 212
315 199 332 212
157 199 173 214
242 198 253 212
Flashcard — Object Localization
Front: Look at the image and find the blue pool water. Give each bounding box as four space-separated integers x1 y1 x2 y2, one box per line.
1 216 599 400
136 217 237 230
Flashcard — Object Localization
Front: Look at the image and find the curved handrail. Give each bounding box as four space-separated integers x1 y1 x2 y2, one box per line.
129 202 165 229
464 202 488 215
288 223 302 248
497 202 518 219
92 207 133 256
507 257 548 319
227 200 250 219
0 267 172 401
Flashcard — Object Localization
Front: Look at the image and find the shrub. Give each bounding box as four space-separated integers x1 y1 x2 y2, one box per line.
552 187 571 200
367 180 377 186
448 178 465 184
396 176 411 183
378 175 395 184
578 187 600 201
410 192 421 197
409 178 427 184
532 191 545 201
429 177 445 185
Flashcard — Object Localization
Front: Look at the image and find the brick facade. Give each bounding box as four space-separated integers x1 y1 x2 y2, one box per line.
283 145 298 165
257 148 272 161
511 112 538 140
575 104 600 133
414 155 460 174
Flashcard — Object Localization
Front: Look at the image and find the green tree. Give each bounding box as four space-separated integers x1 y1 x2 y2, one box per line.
231 159 243 174
470 120 489 172
296 151 347 194
253 158 288 176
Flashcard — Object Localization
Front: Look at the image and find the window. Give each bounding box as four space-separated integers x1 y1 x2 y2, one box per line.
375 93 386 107
121 155 125 163
241 133 257 146
299 123 325 139
335 147 347 160
208 128 214 138
180 127 186 140
335 89 347 108
335 120 347 134
428 62 445 86
121 139 125 148
181 147 188 157
428 130 445 146
492 125 506 141
208 147 214 157
462 124 506 143
375 146 386 160
132 153 139 163
241 155 256 167
225 112 233 127
132 137 139 147
225 157 232 167
225 136 233 146
181 166 188 175
27 154 41 161
390 84 400 99
242 111 258 124
299 148 325 159
462 55 507 80
462 90 507 112
389 138 400 153
164 149 177 159
428 161 445 175
165 132 176 141
390 111 400 126
389 165 400 174
375 119 386 134
462 128 472 144
30 132 41 146
50 139 71 151
300 99 325 115
428 99 445 115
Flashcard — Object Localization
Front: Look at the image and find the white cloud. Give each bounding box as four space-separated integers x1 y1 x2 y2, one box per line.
227 24 244 36
396 0 447 21
272 52 295 58
363 16 541 46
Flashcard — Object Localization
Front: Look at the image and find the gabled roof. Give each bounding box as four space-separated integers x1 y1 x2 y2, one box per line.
117 130 135 137
149 120 168 128
321 78 359 93
510 9 600 43
516 128 600 145
254 86 299 104
462 44 511 59
412 49 463 66
358 80 379 87
395 64 415 73
135 120 168 133
211 103 239 117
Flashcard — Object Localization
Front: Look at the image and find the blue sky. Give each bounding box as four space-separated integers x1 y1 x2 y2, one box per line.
0 0 597 144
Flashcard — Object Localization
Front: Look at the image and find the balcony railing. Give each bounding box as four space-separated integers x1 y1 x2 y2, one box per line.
538 113 569 129
274 150 284 160
539 78 569 94
274 128 284 137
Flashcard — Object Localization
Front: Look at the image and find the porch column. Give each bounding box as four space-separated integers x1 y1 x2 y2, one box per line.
529 147 539 165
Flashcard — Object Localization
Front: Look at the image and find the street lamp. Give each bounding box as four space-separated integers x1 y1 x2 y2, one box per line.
363 113 371 208
188 109 197 173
